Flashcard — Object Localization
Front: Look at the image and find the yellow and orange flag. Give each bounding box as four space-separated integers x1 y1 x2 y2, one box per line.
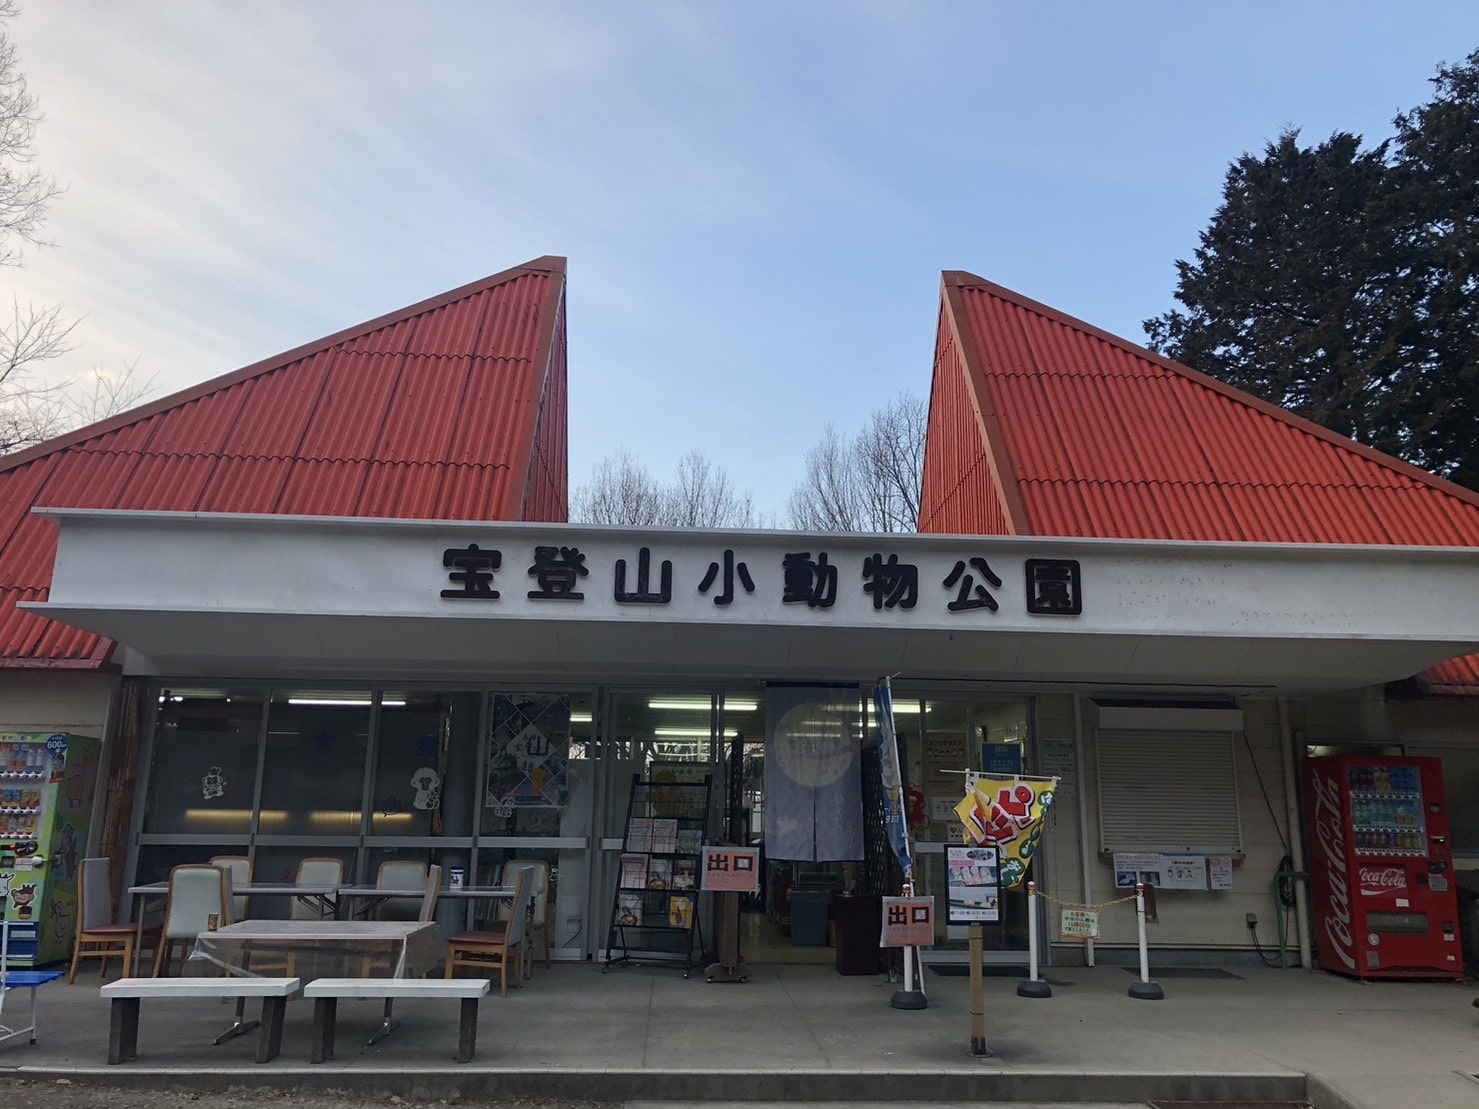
955 775 1058 888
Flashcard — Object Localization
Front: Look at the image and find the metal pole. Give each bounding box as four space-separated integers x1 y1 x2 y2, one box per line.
1072 693 1095 968
890 878 927 1010
1017 880 1051 997
1278 698 1313 971
1128 883 1163 1000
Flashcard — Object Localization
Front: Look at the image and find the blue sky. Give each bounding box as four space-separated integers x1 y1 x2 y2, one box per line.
8 3 1478 521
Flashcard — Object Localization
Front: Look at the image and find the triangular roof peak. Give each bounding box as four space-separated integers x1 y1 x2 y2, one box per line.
0 254 569 666
1 255 567 475
927 268 1479 541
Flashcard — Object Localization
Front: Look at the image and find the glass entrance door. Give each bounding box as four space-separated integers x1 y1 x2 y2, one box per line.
898 694 1038 960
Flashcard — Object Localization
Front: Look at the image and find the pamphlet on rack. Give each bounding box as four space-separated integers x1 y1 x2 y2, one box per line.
620 853 649 889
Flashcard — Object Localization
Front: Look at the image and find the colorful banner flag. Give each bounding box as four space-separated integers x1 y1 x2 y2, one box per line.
873 679 912 882
954 775 1057 888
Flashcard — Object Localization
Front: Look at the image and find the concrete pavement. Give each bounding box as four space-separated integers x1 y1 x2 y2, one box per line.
3 958 1478 1107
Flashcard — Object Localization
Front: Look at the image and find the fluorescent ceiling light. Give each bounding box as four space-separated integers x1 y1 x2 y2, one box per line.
647 698 758 712
653 727 739 738
288 697 406 707
570 711 592 723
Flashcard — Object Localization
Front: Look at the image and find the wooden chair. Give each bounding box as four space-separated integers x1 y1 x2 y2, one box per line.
68 857 161 982
153 863 233 977
444 864 533 996
209 854 252 921
496 858 552 973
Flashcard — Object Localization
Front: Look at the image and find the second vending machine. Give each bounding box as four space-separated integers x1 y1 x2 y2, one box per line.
1303 754 1463 980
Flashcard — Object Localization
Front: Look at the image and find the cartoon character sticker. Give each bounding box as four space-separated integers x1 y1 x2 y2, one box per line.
50 896 74 943
410 767 441 811
202 766 227 800
56 823 79 883
11 882 36 919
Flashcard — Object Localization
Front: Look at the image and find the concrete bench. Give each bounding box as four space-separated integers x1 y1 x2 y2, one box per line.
99 977 300 1064
302 977 491 1063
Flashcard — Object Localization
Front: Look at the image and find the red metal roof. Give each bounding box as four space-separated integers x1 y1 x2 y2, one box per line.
920 270 1479 689
0 256 567 667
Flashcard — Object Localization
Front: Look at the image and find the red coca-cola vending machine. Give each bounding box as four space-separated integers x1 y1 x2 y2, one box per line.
1303 755 1463 980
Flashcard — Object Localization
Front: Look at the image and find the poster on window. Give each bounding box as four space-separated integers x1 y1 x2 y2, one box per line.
484 694 570 813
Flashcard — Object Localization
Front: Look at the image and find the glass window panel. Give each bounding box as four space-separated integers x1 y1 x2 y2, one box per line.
370 692 454 837
258 691 371 836
143 687 264 836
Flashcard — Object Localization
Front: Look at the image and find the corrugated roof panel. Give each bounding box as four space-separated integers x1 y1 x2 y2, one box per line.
277 460 372 516
338 313 417 358
32 450 143 511
294 354 403 460
0 588 105 662
1418 656 1479 692
5 517 57 590
373 355 473 464
445 357 539 469
432 464 516 522
74 419 160 456
354 462 455 519
114 453 216 511
944 273 1479 547
472 274 550 360
406 294 490 358
194 456 295 514
139 387 248 456
224 353 335 458
0 457 55 558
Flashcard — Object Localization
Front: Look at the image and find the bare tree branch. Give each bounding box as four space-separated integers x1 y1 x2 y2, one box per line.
571 449 756 527
0 0 61 268
787 394 926 532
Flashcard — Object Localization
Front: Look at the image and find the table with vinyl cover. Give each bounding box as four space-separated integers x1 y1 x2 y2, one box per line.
188 920 444 981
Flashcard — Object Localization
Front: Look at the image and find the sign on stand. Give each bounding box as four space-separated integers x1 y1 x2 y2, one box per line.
881 897 934 947
700 847 760 892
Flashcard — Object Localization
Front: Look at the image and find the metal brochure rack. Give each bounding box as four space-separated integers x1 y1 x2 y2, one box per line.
604 773 712 977
0 889 64 1048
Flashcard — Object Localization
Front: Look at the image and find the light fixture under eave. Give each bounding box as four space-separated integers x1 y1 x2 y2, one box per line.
288 698 406 707
653 727 739 738
648 698 758 712
570 712 592 724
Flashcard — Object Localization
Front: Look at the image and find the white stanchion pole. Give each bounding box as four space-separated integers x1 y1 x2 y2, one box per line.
1128 883 1164 1000
1018 880 1051 998
890 878 927 1010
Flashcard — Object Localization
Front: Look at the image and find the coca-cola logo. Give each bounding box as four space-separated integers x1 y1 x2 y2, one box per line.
1359 866 1407 896
1310 771 1356 970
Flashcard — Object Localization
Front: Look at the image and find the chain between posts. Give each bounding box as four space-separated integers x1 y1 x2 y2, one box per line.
1033 889 1138 912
